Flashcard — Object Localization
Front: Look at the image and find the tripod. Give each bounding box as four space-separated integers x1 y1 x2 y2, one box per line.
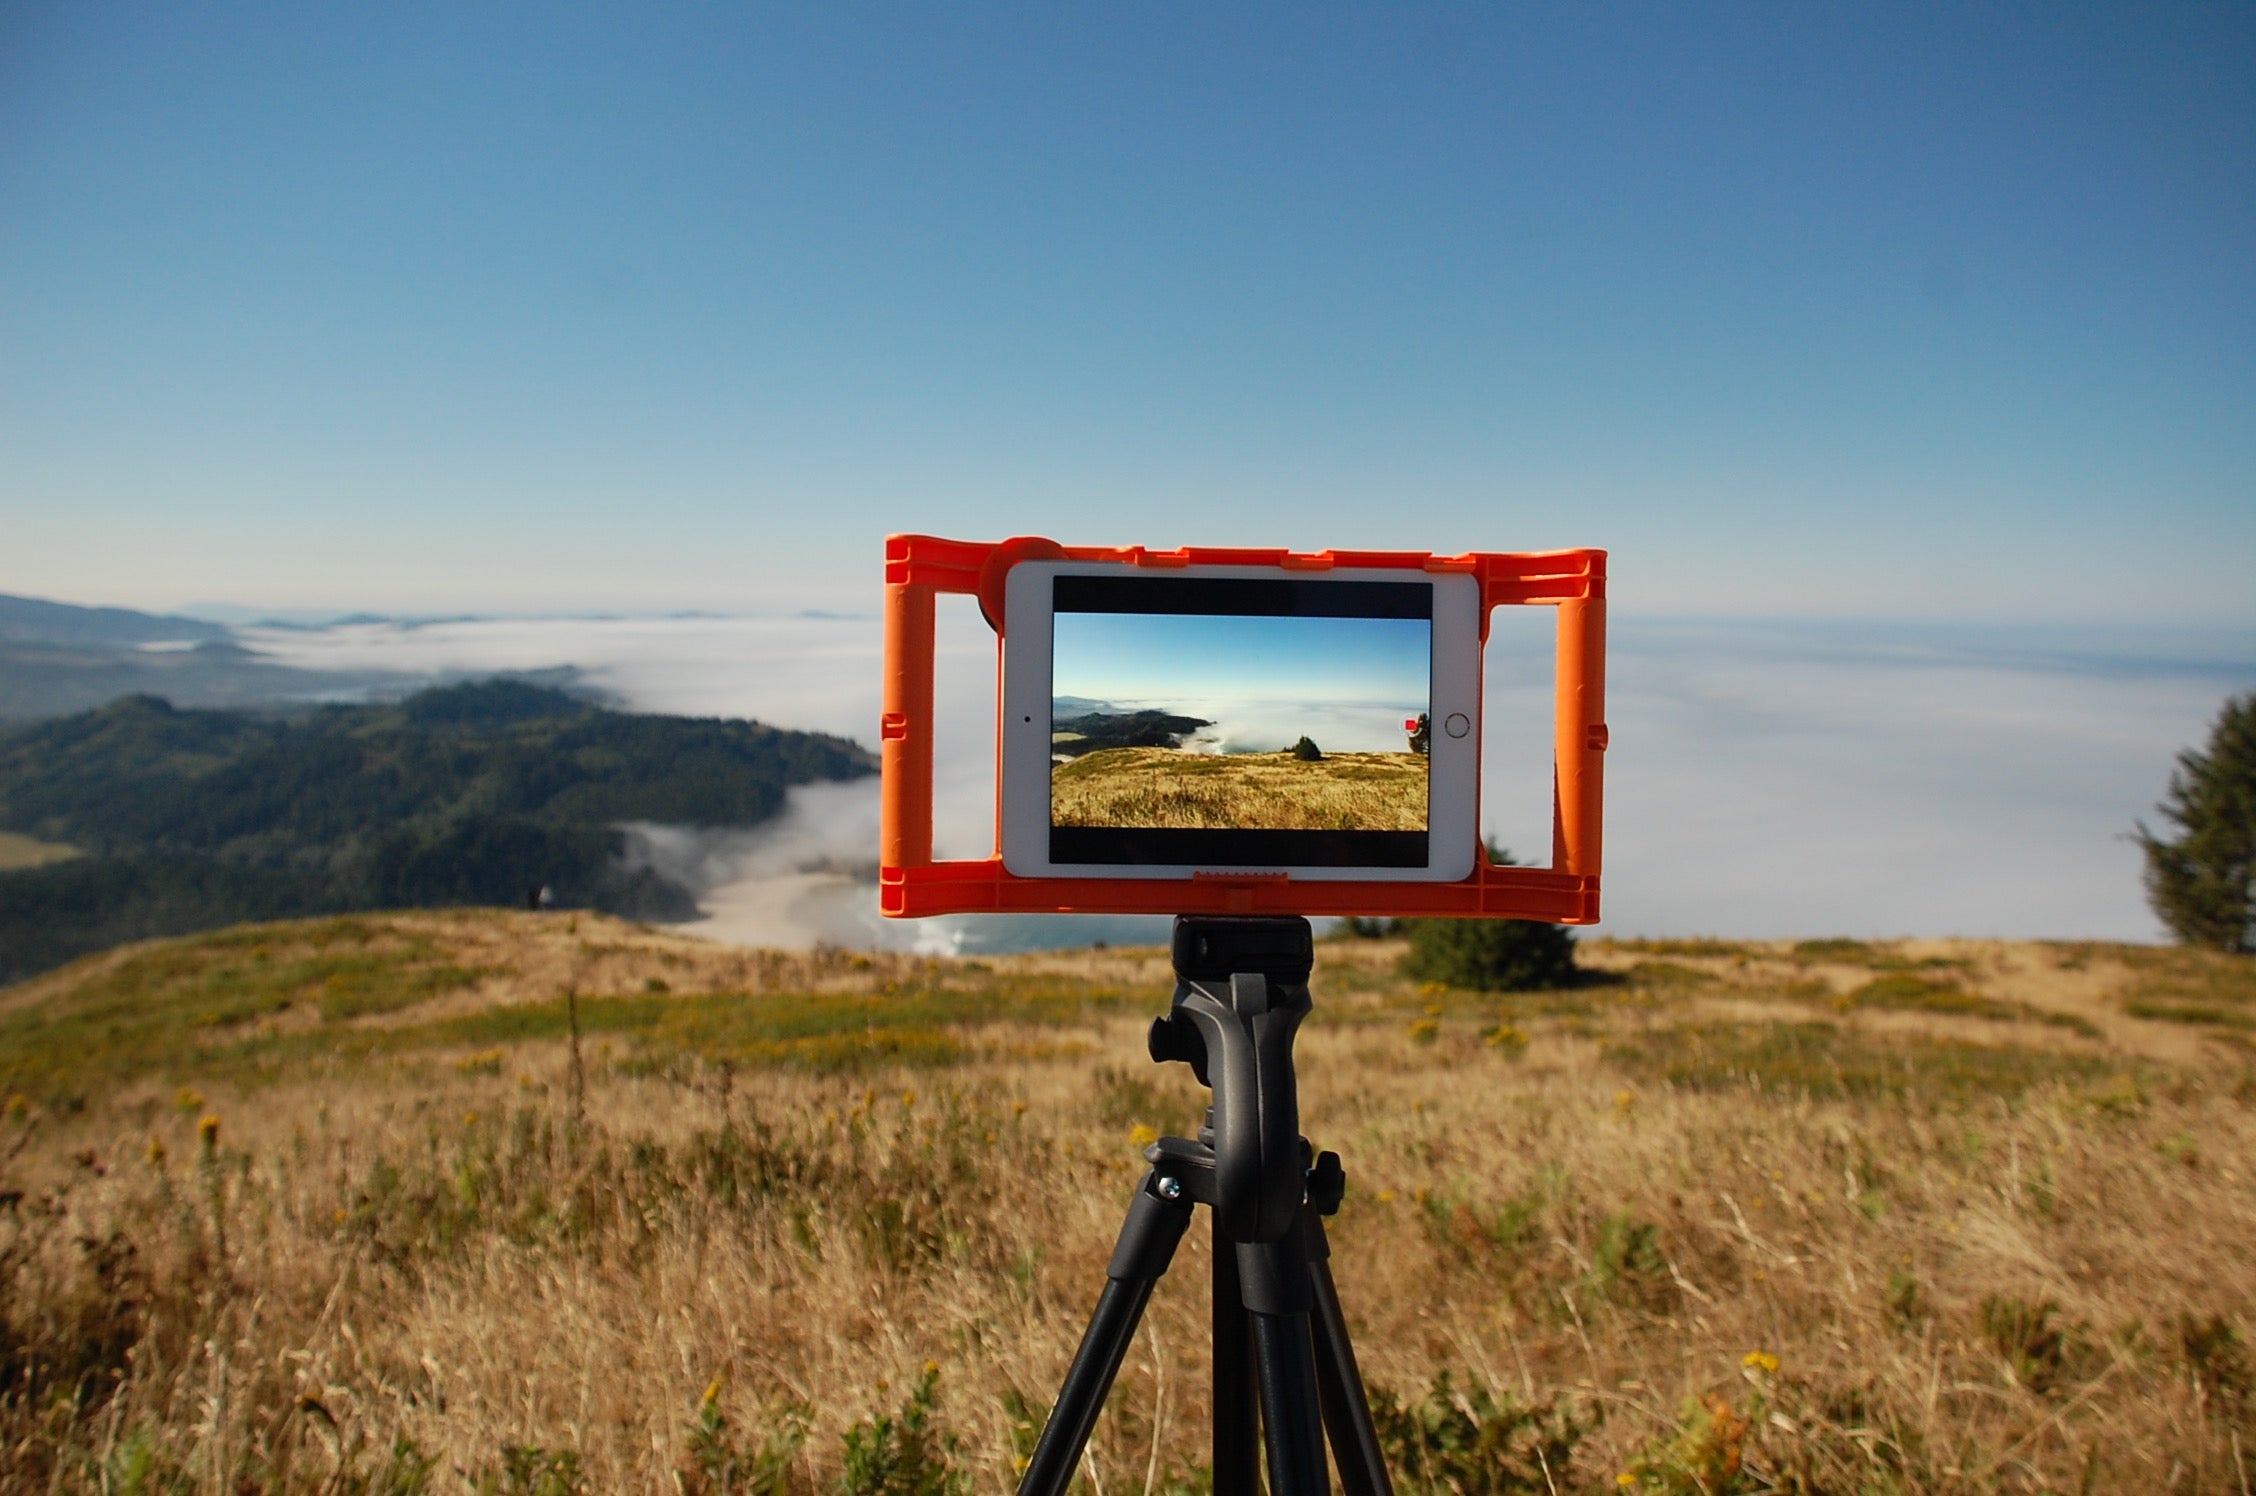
1016 917 1394 1496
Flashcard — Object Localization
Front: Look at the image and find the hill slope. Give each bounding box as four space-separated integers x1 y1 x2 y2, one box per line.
0 679 875 982
0 917 2249 1492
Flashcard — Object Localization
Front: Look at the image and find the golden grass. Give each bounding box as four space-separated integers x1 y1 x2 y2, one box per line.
1 915 2252 1492
0 830 78 871
1051 747 1427 831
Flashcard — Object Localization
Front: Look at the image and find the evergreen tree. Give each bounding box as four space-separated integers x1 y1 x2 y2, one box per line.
1291 735 1323 761
2136 693 2256 953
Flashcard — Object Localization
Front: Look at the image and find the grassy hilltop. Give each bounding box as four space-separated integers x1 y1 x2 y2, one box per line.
1053 746 1428 831
2 916 2253 1493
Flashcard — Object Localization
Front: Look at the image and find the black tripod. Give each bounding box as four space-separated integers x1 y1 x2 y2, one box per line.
1016 917 1394 1496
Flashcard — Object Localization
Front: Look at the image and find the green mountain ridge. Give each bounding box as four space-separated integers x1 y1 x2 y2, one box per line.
0 679 876 985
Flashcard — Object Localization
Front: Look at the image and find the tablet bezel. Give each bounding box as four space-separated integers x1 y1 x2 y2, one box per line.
999 561 1482 882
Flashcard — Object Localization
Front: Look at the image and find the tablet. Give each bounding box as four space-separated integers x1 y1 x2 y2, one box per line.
999 561 1482 881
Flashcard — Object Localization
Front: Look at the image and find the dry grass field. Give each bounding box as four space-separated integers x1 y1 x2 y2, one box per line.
3 912 2254 1493
1052 748 1427 831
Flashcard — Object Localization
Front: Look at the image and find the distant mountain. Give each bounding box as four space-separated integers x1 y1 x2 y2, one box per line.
0 593 229 648
0 679 877 984
0 591 420 722
1050 695 1116 716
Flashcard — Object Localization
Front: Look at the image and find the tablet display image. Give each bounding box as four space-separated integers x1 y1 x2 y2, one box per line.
1047 576 1433 867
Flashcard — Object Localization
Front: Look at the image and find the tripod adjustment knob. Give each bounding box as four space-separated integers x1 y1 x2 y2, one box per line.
1147 1013 1208 1078
1306 1150 1346 1215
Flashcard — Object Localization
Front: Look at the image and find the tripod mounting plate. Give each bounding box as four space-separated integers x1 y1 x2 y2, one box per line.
1171 916 1315 984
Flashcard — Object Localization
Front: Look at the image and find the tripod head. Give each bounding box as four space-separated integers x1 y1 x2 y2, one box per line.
1170 916 1314 987
1147 915 1321 1244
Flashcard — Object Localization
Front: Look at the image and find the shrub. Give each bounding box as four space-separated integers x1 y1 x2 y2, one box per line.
680 1384 806 1496
1401 916 1576 993
1981 1294 2078 1394
480 1446 587 1496
1589 1210 1668 1301
1398 846 1577 991
1290 736 1323 761
836 1365 968 1496
1622 1393 1753 1494
2179 1313 2252 1421
1366 1371 1589 1494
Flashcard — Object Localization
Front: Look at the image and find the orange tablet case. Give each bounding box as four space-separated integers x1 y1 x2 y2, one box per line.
878 535 1605 923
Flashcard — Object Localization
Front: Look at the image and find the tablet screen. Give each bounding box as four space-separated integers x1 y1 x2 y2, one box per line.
1047 575 1433 867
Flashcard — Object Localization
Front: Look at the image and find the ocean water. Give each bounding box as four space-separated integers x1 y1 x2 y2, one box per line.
242 611 2256 949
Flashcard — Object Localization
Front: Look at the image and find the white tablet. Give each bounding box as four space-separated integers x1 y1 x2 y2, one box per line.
999 561 1483 881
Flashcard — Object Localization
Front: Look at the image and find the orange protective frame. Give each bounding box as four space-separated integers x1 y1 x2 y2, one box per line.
879 535 1606 923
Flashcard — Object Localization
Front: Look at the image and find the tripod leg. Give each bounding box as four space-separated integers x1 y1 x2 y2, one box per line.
1017 1173 1193 1496
1249 1309 1329 1496
1211 1232 1259 1496
1305 1210 1394 1496
1237 1236 1330 1496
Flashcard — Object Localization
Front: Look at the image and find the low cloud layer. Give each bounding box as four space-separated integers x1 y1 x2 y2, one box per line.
247 611 2254 947
1595 622 2249 940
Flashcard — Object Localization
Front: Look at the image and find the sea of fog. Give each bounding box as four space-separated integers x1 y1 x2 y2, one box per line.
242 611 2256 953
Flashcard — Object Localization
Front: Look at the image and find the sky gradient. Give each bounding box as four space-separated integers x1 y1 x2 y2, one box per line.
4 4 2251 621
1054 609 1431 756
1054 612 1428 714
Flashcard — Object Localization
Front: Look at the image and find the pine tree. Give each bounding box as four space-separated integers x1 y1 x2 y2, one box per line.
2135 693 2256 953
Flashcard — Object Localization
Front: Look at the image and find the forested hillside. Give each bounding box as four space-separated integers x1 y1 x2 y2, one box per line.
0 679 874 982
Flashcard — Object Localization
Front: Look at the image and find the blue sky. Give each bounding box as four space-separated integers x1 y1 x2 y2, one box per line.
1054 613 1428 710
3 4 2251 621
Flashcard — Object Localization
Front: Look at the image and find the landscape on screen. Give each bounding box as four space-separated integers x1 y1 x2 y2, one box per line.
1049 611 1431 832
